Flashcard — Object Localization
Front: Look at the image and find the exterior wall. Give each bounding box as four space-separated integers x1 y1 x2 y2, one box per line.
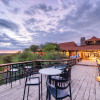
69 51 73 56
86 41 100 45
78 50 100 59
68 50 100 59
66 51 69 57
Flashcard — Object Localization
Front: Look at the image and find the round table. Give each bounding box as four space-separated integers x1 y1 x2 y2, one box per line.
9 68 18 88
24 66 32 69
9 68 18 72
39 68 62 99
39 68 62 76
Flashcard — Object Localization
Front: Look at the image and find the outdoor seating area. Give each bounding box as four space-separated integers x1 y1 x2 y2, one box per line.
0 61 100 100
1 0 100 100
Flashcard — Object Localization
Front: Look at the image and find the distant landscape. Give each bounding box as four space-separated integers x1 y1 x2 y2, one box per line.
0 53 15 55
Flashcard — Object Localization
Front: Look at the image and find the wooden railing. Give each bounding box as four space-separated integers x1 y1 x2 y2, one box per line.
0 58 76 87
96 59 100 75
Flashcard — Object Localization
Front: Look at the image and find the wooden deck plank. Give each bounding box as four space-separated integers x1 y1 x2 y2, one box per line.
0 65 99 100
74 67 91 100
72 66 90 100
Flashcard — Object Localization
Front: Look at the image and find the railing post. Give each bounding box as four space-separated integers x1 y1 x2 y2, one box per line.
76 58 77 64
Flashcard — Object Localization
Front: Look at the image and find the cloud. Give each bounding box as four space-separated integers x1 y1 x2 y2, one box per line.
25 18 37 25
1 0 10 6
12 8 20 14
24 18 43 33
0 33 29 50
1 0 100 52
0 33 18 44
57 0 100 36
34 3 53 12
0 19 20 33
24 7 36 15
58 0 67 9
23 0 100 45
24 3 54 16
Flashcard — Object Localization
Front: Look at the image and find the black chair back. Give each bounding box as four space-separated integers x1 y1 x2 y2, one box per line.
46 79 71 99
60 67 72 80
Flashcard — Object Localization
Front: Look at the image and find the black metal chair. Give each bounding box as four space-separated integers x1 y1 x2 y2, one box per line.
46 78 72 100
51 65 72 83
23 69 40 100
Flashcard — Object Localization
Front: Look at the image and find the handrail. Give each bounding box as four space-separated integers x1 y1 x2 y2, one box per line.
0 58 76 87
0 59 75 67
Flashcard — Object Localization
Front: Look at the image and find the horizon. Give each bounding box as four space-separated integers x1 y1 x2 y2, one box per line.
0 0 100 53
0 51 18 53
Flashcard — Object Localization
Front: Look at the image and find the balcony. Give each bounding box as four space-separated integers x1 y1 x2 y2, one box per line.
0 59 100 100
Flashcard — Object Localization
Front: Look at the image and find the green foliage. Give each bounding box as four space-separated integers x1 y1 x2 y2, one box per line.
29 45 39 52
0 54 13 64
0 76 4 85
24 48 30 51
39 44 44 49
0 66 4 71
12 51 40 62
0 42 65 64
0 56 3 64
41 51 66 60
43 42 60 52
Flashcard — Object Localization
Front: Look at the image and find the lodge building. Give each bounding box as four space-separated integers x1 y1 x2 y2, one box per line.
58 36 100 59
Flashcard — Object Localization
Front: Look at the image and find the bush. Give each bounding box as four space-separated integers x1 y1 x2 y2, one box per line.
41 51 66 67
12 51 40 62
41 51 66 60
43 42 60 52
0 76 4 85
29 45 39 52
0 54 13 64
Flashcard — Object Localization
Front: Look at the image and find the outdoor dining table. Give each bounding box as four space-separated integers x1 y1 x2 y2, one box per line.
24 66 32 69
9 68 18 88
39 68 62 99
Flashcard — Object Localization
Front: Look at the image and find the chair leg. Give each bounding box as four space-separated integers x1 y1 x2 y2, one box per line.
27 86 30 100
39 84 40 100
46 89 48 100
23 85 27 100
69 83 72 100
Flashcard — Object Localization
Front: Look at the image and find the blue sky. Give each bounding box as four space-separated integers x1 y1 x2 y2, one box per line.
0 0 100 53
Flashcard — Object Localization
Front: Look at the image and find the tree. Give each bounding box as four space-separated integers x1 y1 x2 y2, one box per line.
1 54 13 63
41 51 66 60
24 48 30 52
39 44 44 49
29 45 39 52
43 42 60 52
12 51 40 62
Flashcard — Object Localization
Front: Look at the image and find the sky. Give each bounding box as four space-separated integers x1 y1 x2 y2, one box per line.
0 0 100 53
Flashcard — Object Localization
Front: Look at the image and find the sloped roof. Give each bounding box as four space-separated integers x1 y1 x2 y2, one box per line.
58 41 77 50
67 45 100 50
58 41 100 51
86 36 100 42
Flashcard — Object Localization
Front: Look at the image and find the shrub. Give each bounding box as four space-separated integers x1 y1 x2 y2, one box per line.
41 51 66 67
0 54 13 64
0 76 4 85
43 42 60 52
12 51 40 62
41 51 66 60
29 45 39 52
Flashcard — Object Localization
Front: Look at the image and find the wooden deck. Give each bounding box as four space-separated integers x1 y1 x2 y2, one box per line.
78 60 97 66
0 65 100 100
